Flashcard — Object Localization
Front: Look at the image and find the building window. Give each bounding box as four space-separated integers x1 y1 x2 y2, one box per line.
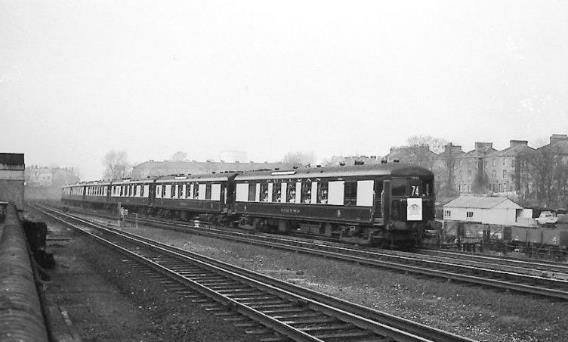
445 210 451 217
466 211 474 218
502 170 506 179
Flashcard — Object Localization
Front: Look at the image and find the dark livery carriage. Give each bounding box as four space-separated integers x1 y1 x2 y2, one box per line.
232 164 435 247
61 163 436 248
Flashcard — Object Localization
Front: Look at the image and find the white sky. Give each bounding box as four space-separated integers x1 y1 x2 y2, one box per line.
2 0 568 180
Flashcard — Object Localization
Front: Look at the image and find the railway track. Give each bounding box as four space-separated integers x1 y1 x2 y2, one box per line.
49 205 568 300
33 205 474 342
417 248 568 279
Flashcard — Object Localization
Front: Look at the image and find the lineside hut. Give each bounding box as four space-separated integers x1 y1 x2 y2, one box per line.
443 196 524 225
0 153 25 210
441 196 524 249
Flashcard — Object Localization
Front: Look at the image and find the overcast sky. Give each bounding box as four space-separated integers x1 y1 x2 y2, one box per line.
2 0 568 180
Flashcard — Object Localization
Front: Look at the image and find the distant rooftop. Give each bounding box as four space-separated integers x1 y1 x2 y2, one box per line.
445 196 522 209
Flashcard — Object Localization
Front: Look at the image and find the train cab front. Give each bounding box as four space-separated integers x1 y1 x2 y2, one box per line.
376 175 436 249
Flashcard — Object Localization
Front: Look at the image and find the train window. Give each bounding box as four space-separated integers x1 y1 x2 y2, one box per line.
141 185 145 197
236 183 248 201
205 184 212 200
295 182 302 203
248 183 256 201
133 185 137 197
344 181 357 206
391 179 407 196
211 184 221 201
271 182 281 202
328 181 344 205
162 184 166 198
467 211 474 218
198 183 207 200
266 183 273 202
172 184 177 198
178 184 183 198
260 183 269 202
301 181 311 204
356 180 374 206
317 181 329 204
424 180 433 197
185 184 190 198
120 186 124 197
193 183 199 199
255 184 261 202
280 183 287 203
287 182 296 203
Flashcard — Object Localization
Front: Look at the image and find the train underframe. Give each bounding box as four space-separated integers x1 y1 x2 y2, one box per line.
236 215 425 249
62 200 425 249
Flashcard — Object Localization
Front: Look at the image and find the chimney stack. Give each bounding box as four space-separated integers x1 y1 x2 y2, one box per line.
550 134 568 146
509 140 528 148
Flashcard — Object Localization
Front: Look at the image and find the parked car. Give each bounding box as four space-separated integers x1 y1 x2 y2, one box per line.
536 211 558 226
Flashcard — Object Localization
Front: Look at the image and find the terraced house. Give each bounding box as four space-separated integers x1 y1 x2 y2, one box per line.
385 134 568 208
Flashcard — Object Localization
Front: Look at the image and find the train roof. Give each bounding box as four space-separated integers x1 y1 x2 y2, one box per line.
234 163 433 181
63 180 111 188
154 172 238 183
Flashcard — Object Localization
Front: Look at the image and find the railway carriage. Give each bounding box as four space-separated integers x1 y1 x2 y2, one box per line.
108 179 152 208
233 164 436 247
61 183 85 205
149 173 238 220
62 163 435 248
62 181 110 206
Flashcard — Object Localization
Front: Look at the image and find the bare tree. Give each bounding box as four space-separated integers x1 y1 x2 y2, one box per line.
282 151 315 166
519 143 568 208
435 145 459 199
471 169 490 194
102 150 131 180
170 151 188 162
406 135 449 154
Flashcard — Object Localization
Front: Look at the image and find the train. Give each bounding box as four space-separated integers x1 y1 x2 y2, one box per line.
61 163 437 248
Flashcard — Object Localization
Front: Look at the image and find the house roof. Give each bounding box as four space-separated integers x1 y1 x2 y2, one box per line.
493 144 535 157
444 196 522 209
